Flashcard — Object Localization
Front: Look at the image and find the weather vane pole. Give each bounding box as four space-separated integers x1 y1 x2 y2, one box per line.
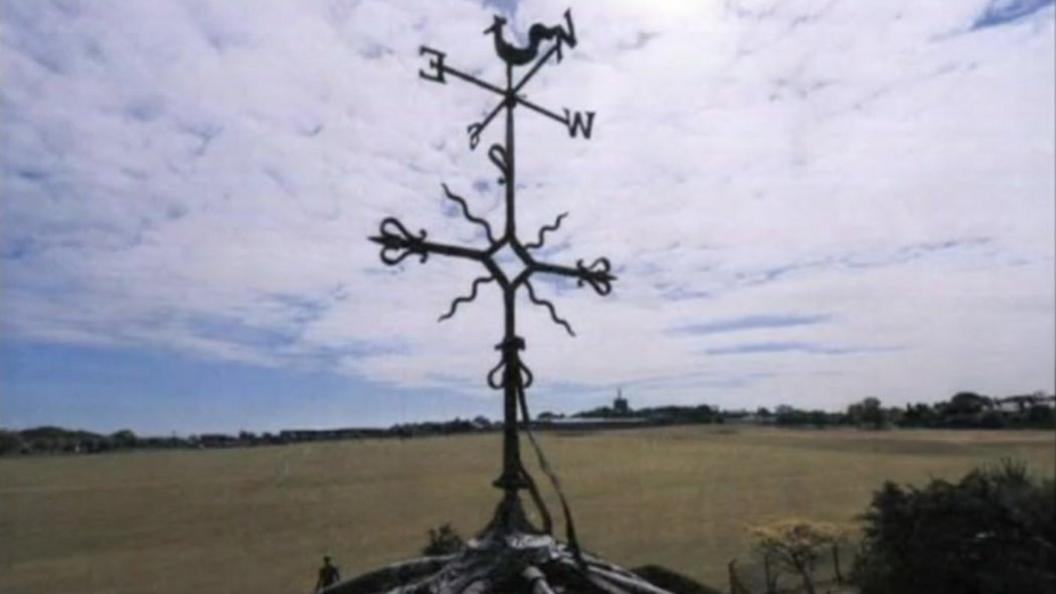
370 8 614 541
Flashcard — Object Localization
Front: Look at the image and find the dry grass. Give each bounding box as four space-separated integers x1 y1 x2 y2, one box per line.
1 426 1052 593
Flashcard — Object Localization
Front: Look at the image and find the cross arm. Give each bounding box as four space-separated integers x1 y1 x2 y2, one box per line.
370 217 487 266
531 257 616 296
467 89 595 148
420 42 594 148
418 41 561 99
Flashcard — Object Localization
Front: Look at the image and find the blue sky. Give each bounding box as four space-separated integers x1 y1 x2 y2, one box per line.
1 0 1053 434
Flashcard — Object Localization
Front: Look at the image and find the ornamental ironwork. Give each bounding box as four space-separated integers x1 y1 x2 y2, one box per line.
360 11 672 594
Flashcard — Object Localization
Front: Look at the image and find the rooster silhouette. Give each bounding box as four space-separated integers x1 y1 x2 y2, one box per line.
483 9 576 66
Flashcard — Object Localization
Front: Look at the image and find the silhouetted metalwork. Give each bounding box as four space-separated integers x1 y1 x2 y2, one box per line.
371 4 612 503
369 8 615 547
352 11 679 594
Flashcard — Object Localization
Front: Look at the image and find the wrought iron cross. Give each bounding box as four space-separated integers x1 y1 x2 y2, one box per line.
370 9 614 501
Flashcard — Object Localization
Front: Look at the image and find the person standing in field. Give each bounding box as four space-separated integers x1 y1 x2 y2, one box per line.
314 556 341 592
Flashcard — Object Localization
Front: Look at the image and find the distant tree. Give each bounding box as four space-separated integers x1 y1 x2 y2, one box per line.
883 406 904 426
0 430 25 455
774 404 809 426
1027 405 1054 427
574 405 615 419
110 429 137 449
860 397 885 429
948 391 989 415
979 410 1007 429
848 397 886 429
750 519 839 594
901 402 937 427
853 459 1055 594
808 410 829 428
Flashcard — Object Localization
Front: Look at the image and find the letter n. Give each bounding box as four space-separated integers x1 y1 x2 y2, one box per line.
563 109 595 139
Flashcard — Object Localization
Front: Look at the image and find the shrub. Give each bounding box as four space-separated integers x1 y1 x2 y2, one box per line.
853 458 1055 594
750 519 841 594
422 523 464 556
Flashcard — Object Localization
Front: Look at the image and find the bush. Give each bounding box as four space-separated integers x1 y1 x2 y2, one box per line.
422 523 464 556
750 519 840 594
853 459 1055 594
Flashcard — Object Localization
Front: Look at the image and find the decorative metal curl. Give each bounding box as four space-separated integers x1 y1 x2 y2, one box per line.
525 280 575 336
525 212 567 250
487 337 534 390
487 144 510 186
441 183 495 243
438 275 495 322
467 123 483 150
370 217 428 265
576 257 614 295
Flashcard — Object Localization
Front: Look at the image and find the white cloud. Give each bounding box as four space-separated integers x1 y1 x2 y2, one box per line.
1 0 1053 413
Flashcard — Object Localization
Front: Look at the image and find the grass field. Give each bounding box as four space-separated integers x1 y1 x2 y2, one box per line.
1 426 1053 593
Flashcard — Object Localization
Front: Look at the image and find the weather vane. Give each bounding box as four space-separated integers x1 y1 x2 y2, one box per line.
366 11 688 588
358 11 676 593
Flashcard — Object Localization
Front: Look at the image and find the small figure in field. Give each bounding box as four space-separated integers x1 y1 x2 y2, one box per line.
314 556 341 592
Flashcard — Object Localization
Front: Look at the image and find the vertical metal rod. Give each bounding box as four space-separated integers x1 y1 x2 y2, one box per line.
496 62 525 494
504 63 515 239
377 13 611 530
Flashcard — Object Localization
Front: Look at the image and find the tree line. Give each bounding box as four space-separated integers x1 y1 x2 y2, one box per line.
3 390 1051 456
0 417 497 456
554 390 1054 430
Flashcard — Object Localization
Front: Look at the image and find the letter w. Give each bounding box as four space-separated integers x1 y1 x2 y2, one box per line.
563 109 595 139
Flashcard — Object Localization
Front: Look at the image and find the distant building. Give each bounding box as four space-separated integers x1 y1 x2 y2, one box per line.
199 433 237 448
613 388 630 416
534 389 649 430
994 393 1056 414
278 428 365 442
532 416 649 431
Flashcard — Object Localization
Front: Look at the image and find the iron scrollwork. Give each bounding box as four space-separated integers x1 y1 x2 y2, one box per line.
369 9 616 549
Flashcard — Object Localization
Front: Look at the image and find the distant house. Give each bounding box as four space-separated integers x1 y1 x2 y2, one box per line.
995 393 1056 414
278 428 364 442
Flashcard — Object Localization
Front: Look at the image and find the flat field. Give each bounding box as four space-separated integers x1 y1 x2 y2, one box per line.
1 426 1053 593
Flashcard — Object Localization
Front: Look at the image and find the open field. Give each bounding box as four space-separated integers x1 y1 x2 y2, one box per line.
1 426 1053 593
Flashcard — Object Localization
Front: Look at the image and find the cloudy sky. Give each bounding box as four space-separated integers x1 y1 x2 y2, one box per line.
1 0 1053 434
